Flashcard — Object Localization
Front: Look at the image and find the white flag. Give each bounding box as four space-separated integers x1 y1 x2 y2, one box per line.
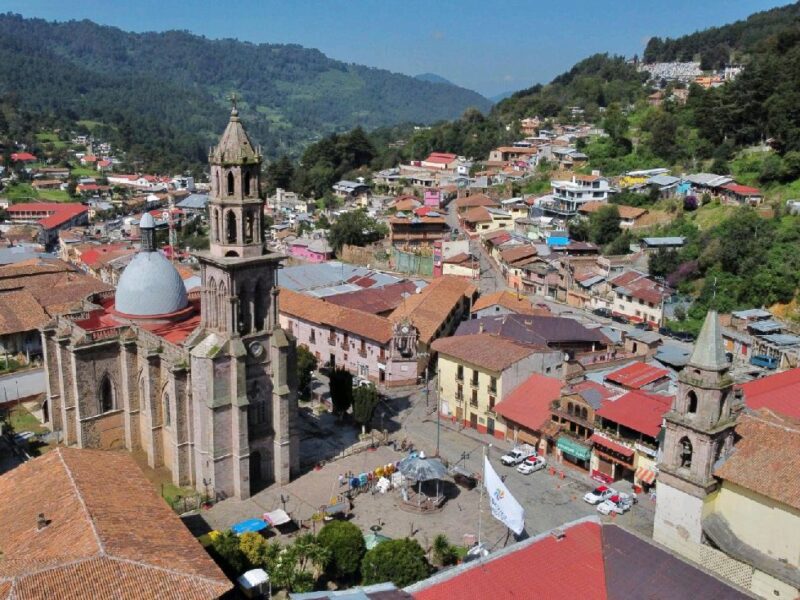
483 456 525 535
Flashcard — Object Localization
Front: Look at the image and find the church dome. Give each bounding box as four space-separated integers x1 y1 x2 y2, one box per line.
115 251 189 316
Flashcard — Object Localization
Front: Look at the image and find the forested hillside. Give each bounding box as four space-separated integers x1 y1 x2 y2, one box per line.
0 13 490 169
644 1 800 68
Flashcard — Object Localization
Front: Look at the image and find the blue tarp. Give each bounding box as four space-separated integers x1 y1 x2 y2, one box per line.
231 518 268 535
546 236 570 246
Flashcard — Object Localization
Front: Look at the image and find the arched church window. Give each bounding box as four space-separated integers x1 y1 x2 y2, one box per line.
244 172 251 196
226 211 237 244
567 402 574 416
679 436 693 468
245 211 254 243
215 172 220 195
254 279 266 331
227 171 235 195
687 390 698 414
163 392 171 427
99 375 115 413
580 407 588 420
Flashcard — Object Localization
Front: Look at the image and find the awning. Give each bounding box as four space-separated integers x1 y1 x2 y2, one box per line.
231 518 267 535
589 434 635 458
263 509 291 527
556 436 592 461
635 466 657 485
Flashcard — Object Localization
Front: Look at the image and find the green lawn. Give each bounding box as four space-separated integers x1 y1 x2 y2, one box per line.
70 166 99 178
686 202 738 230
38 189 70 202
8 405 48 434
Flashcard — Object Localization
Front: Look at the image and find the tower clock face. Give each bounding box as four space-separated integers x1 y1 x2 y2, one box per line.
249 341 265 358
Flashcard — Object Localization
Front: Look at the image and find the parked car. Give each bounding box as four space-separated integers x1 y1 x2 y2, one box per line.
592 307 612 318
611 314 629 325
597 493 635 515
658 326 673 337
517 455 547 475
673 331 695 342
634 322 651 331
750 354 778 370
500 444 536 466
583 485 617 505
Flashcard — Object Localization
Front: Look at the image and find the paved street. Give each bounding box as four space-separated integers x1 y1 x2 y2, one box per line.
0 368 45 405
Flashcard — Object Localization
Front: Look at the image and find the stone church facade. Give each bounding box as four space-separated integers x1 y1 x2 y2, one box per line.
40 105 299 500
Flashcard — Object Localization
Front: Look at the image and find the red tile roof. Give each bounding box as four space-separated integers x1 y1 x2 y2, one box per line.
605 362 670 390
461 206 492 223
595 390 672 438
493 374 562 432
0 448 231 600
453 194 498 210
740 368 800 419
471 290 549 316
714 410 800 511
412 521 607 600
432 333 539 372
7 202 89 230
721 183 761 196
423 152 457 164
325 280 418 315
11 152 36 162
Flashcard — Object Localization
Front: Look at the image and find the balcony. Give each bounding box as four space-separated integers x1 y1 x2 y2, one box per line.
470 378 480 388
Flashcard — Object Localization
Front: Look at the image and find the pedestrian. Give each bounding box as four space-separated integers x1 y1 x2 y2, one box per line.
338 473 344 487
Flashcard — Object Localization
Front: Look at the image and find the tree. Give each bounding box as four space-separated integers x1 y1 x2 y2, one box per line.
329 367 353 418
589 205 621 245
606 231 634 255
271 534 330 593
210 530 248 575
316 213 331 229
431 534 458 567
644 110 680 162
239 532 279 569
317 521 366 581
648 248 681 278
352 384 380 431
362 538 432 587
296 345 318 400
327 209 387 252
568 217 590 242
266 155 295 193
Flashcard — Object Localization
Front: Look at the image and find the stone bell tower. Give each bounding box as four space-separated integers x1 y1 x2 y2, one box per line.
654 310 742 549
188 98 299 501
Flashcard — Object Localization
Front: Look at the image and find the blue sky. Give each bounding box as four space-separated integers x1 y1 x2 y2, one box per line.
4 1 789 96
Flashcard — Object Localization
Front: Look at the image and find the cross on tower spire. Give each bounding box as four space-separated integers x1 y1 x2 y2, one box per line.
228 93 239 116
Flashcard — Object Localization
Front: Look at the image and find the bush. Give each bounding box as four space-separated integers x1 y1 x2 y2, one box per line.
362 538 432 588
317 521 366 581
209 530 248 575
432 534 459 567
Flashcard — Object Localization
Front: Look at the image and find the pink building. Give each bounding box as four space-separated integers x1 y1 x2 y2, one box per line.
288 238 333 263
424 189 442 208
279 289 418 386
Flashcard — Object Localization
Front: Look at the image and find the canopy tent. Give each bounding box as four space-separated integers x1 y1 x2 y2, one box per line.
231 518 268 536
263 509 291 527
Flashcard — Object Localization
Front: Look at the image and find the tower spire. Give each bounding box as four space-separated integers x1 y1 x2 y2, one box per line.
687 310 729 371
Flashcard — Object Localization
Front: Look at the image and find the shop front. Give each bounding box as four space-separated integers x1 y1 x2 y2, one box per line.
589 434 635 483
556 435 592 471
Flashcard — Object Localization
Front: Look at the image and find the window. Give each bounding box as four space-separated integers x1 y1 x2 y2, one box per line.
227 171 235 195
470 389 478 407
244 172 251 196
309 328 316 344
226 211 237 244
456 384 463 400
99 375 115 413
489 376 497 393
163 393 171 427
489 395 496 410
567 402 574 416
471 370 479 386
687 391 698 414
679 436 693 468
456 365 464 381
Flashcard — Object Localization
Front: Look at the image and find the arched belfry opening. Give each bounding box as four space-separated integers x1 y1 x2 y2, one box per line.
226 211 237 244
227 171 235 196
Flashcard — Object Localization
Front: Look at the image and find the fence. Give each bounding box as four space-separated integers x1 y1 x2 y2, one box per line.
339 244 434 277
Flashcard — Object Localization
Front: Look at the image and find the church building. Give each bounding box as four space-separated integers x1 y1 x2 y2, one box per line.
654 310 800 599
40 104 299 500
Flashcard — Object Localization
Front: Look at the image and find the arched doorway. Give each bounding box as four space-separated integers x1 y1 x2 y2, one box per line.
249 450 264 494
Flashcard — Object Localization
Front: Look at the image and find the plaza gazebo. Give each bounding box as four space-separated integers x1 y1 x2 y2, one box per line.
397 452 449 513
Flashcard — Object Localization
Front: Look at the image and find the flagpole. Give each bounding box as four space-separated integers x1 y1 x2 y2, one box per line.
478 443 489 548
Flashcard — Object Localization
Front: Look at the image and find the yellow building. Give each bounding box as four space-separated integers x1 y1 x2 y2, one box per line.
432 333 561 439
654 310 800 599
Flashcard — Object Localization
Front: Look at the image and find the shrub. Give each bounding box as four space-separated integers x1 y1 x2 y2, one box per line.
317 520 366 581
362 538 432 588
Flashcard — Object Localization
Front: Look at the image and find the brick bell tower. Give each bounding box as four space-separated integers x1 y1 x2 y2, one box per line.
188 98 299 500
653 310 743 550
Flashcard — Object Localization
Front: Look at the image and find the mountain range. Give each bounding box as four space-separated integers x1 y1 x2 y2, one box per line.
0 13 491 166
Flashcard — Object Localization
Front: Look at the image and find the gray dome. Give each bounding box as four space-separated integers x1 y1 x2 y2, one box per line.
115 251 188 316
140 212 155 228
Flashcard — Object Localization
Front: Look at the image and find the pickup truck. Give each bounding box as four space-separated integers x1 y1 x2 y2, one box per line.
750 354 778 370
500 445 536 466
583 485 618 505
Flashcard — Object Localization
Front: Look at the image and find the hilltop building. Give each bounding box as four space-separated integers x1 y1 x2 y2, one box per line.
40 105 299 500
